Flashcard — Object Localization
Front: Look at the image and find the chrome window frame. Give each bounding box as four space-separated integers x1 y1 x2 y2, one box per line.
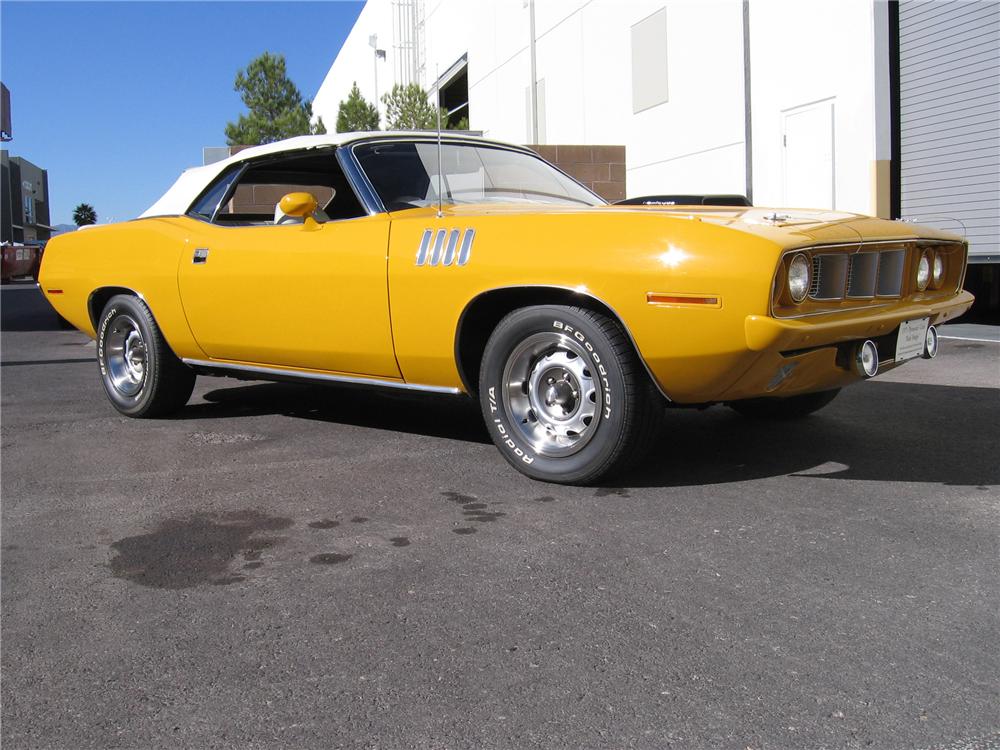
184 146 374 226
336 145 385 215
346 135 607 211
185 163 247 224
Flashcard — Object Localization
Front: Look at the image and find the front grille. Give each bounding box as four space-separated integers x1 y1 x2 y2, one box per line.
811 254 849 299
773 239 965 319
810 247 905 301
846 252 878 297
809 257 822 298
875 249 905 297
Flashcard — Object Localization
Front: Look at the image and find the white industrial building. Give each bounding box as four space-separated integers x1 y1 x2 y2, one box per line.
313 0 998 286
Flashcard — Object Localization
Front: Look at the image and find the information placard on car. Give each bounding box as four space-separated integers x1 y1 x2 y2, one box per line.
895 317 929 363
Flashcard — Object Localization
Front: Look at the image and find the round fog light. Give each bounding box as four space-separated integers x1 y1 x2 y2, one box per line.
922 325 938 359
855 340 879 378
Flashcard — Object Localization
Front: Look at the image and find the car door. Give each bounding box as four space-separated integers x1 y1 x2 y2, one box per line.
176 156 400 379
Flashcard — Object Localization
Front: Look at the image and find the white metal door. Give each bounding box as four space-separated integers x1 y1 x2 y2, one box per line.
781 99 836 210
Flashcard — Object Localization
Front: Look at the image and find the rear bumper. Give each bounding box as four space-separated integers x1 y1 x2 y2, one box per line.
720 290 974 401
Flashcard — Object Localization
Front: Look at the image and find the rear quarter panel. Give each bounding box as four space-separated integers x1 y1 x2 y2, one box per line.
388 207 783 400
38 218 205 359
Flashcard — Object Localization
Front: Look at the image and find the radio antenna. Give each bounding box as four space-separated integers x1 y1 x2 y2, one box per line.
436 64 444 219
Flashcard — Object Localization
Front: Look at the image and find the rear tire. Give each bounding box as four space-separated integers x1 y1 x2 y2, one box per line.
97 295 195 417
727 388 840 419
478 305 661 485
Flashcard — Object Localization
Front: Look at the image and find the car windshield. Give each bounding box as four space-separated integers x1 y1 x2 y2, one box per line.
354 141 604 210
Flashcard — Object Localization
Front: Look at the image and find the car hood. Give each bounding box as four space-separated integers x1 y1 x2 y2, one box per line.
419 203 965 249
604 204 966 248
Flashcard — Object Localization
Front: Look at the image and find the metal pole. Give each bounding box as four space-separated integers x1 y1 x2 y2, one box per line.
374 52 380 122
742 0 753 204
529 0 538 143
436 64 444 218
370 33 380 123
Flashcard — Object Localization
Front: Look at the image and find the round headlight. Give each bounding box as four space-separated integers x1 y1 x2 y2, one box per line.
916 251 931 291
788 253 811 303
932 253 945 286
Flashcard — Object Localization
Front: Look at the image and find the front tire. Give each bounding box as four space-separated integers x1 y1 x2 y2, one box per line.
727 388 840 419
97 295 195 417
478 305 660 485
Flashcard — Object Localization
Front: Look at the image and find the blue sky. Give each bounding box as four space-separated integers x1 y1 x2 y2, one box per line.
1 0 363 225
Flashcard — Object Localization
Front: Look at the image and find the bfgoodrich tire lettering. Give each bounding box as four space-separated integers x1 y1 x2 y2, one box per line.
478 305 660 485
97 295 195 417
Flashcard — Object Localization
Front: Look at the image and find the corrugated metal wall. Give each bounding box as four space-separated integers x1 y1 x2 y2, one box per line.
898 0 999 261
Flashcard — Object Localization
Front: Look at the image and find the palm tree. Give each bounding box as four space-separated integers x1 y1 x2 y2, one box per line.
72 203 97 226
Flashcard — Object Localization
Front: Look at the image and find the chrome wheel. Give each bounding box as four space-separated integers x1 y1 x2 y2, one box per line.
501 332 602 458
105 314 147 397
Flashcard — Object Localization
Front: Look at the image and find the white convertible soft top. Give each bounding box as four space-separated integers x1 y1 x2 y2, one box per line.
139 131 490 218
140 133 367 218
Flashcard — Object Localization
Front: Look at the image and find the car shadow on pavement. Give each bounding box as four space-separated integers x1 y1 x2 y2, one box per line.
628 381 1000 489
189 380 998 488
189 382 492 445
0 286 69 332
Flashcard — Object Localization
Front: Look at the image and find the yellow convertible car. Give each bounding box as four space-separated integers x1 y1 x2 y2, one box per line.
40 132 973 484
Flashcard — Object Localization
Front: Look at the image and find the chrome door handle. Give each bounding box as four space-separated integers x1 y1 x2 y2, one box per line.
193 248 209 264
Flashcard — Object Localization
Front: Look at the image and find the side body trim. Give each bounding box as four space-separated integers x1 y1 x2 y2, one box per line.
181 358 462 395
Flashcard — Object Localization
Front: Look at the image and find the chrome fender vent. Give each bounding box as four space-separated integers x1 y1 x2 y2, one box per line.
416 228 475 266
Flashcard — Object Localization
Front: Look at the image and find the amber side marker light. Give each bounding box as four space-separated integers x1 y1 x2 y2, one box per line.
647 292 721 307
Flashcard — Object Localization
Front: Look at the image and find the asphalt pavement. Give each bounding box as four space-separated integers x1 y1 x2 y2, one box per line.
2 282 998 749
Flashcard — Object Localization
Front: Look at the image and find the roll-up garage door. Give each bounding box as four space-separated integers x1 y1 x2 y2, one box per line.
898 0 999 262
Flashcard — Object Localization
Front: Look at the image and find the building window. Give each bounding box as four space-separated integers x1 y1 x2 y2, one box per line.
631 7 669 114
437 55 469 130
23 194 34 224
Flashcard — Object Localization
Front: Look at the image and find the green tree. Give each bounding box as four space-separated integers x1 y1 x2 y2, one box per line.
381 82 471 131
381 83 439 130
72 203 97 226
225 52 326 145
335 82 380 133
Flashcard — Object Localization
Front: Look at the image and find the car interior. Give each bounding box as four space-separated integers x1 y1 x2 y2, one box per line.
193 151 367 226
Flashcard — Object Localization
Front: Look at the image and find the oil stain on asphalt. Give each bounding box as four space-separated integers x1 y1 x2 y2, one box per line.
308 519 340 529
108 510 293 589
310 553 352 565
110 493 512 584
443 490 507 534
595 487 631 498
